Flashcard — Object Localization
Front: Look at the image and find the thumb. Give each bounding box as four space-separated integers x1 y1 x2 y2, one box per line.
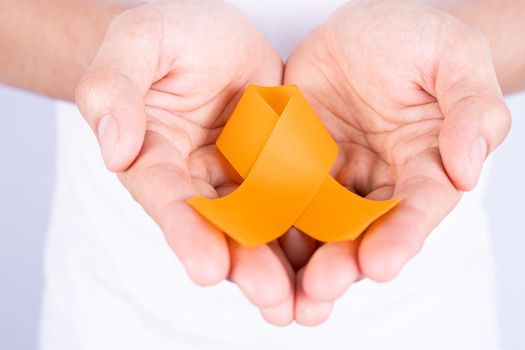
439 94 510 191
436 36 511 191
75 9 161 172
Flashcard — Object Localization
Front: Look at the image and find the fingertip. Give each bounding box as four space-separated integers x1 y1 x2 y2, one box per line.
96 114 119 171
97 113 146 172
295 300 333 327
440 136 489 193
439 129 479 192
245 275 290 308
439 97 511 192
302 242 359 301
466 136 487 190
229 243 292 308
184 255 230 287
105 130 147 173
182 238 230 286
261 312 293 327
358 210 424 283
164 204 230 287
302 272 353 302
76 71 147 172
358 244 405 283
260 296 294 327
295 269 333 326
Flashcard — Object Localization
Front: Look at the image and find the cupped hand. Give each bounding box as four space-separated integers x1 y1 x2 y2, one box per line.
283 0 510 325
75 0 295 326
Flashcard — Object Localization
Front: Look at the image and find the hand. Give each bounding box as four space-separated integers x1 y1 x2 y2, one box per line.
283 0 510 325
75 0 295 326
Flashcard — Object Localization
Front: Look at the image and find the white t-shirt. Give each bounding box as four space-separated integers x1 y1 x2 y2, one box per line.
39 1 500 349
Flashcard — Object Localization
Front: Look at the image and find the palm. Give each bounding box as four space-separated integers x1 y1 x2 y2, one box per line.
286 27 460 275
285 21 459 222
78 1 296 326
283 0 507 311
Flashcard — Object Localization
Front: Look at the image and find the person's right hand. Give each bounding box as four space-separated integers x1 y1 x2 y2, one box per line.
75 0 295 326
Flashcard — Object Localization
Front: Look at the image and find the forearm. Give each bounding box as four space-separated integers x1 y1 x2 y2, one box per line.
0 0 143 100
427 0 525 94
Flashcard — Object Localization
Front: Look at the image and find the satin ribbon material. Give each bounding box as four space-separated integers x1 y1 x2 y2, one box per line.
187 85 400 247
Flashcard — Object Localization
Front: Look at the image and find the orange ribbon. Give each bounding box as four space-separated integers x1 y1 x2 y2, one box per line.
187 85 399 247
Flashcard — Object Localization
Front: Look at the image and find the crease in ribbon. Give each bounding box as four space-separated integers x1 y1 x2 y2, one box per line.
187 84 400 247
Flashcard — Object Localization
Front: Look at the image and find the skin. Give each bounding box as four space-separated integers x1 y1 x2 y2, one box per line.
1 0 524 327
0 0 144 99
427 0 525 93
283 0 513 325
75 0 302 326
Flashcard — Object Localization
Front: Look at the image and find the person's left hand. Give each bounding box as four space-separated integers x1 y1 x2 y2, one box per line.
282 0 511 325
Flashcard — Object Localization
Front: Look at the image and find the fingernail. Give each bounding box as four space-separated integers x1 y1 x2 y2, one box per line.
469 137 487 186
97 114 119 166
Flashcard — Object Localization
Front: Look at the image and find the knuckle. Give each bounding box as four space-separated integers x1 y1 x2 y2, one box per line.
75 70 136 111
75 70 119 112
74 74 100 112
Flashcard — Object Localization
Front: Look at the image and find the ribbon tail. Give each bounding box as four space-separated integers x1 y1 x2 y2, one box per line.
295 176 400 242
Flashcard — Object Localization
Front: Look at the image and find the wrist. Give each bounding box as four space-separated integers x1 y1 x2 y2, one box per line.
422 0 525 93
68 1 147 99
0 0 146 100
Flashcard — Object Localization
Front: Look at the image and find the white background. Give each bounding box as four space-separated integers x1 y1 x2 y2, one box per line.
0 86 524 349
